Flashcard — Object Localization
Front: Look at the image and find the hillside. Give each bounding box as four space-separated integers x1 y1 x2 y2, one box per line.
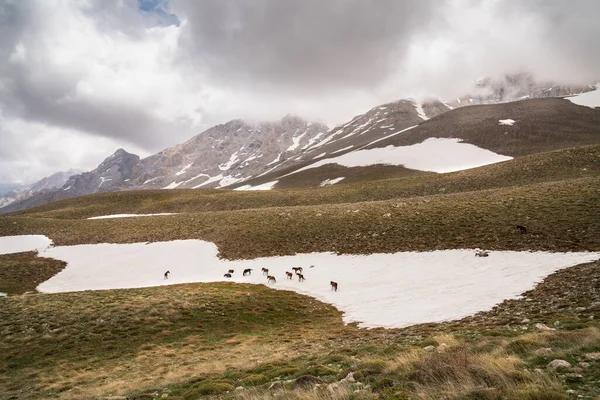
232 97 600 189
5 144 598 220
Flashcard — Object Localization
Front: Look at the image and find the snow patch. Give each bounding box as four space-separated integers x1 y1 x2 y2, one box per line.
331 145 354 154
414 102 428 120
313 152 327 159
266 153 283 166
88 213 177 220
566 86 600 108
0 235 53 255
218 151 240 171
499 119 516 126
233 180 279 191
320 177 345 186
286 137 512 176
34 238 600 329
175 163 193 176
192 174 223 188
162 181 183 190
286 131 308 152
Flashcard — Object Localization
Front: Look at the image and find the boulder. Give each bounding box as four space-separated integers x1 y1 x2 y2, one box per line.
547 359 571 371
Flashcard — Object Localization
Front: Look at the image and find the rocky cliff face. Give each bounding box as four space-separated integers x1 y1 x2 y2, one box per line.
61 149 140 196
132 115 329 189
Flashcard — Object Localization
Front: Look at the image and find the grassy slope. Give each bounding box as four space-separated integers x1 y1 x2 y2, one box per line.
367 98 600 157
0 283 344 399
1 177 598 259
0 252 66 295
3 144 599 220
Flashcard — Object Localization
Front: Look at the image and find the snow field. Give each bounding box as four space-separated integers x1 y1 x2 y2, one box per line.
566 86 600 108
0 235 53 255
30 237 599 329
286 137 513 175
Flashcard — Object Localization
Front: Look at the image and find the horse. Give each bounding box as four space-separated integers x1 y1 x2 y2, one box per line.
223 273 232 278
297 274 305 282
228 269 235 274
164 271 170 280
262 267 269 275
267 275 276 283
285 272 294 280
330 281 338 292
292 267 303 273
516 225 528 234
243 268 253 276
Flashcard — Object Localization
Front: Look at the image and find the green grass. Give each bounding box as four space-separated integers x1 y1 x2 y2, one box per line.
0 283 345 399
0 251 66 295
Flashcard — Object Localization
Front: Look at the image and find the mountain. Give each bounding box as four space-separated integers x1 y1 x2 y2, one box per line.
0 151 138 214
446 72 595 109
0 169 81 209
2 78 598 213
0 116 328 213
234 95 600 189
132 115 328 190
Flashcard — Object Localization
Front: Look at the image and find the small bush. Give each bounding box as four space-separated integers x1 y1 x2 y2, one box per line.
358 359 388 375
506 339 541 356
184 381 234 398
303 364 338 376
241 373 267 386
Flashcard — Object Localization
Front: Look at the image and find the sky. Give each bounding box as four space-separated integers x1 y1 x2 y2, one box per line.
0 0 598 185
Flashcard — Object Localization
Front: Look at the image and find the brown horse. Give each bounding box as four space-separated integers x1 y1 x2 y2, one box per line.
292 267 303 273
297 274 305 282
267 275 276 283
330 281 338 292
228 269 235 274
164 271 170 280
516 225 528 234
262 267 269 275
223 273 232 278
243 268 253 276
285 272 293 280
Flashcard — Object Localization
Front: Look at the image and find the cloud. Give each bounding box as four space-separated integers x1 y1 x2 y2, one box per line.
0 0 599 184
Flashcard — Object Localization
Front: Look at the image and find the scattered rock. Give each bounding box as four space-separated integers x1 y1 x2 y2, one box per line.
535 323 556 331
345 372 355 382
584 352 600 360
535 348 553 356
547 359 571 371
327 383 341 394
575 307 587 312
436 343 449 352
423 345 436 352
235 386 244 391
521 318 530 323
382 213 391 218
578 362 591 368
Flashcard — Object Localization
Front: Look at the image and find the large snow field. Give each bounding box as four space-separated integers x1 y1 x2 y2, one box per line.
285 137 513 176
0 235 53 255
566 86 600 108
30 237 599 329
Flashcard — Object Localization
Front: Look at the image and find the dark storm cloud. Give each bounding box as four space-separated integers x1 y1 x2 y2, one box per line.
173 0 442 92
0 0 188 153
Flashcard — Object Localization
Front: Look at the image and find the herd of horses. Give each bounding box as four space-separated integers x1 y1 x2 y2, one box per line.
223 266 338 291
162 225 528 292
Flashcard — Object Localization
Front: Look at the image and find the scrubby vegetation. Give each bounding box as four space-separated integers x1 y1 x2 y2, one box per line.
0 251 66 295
